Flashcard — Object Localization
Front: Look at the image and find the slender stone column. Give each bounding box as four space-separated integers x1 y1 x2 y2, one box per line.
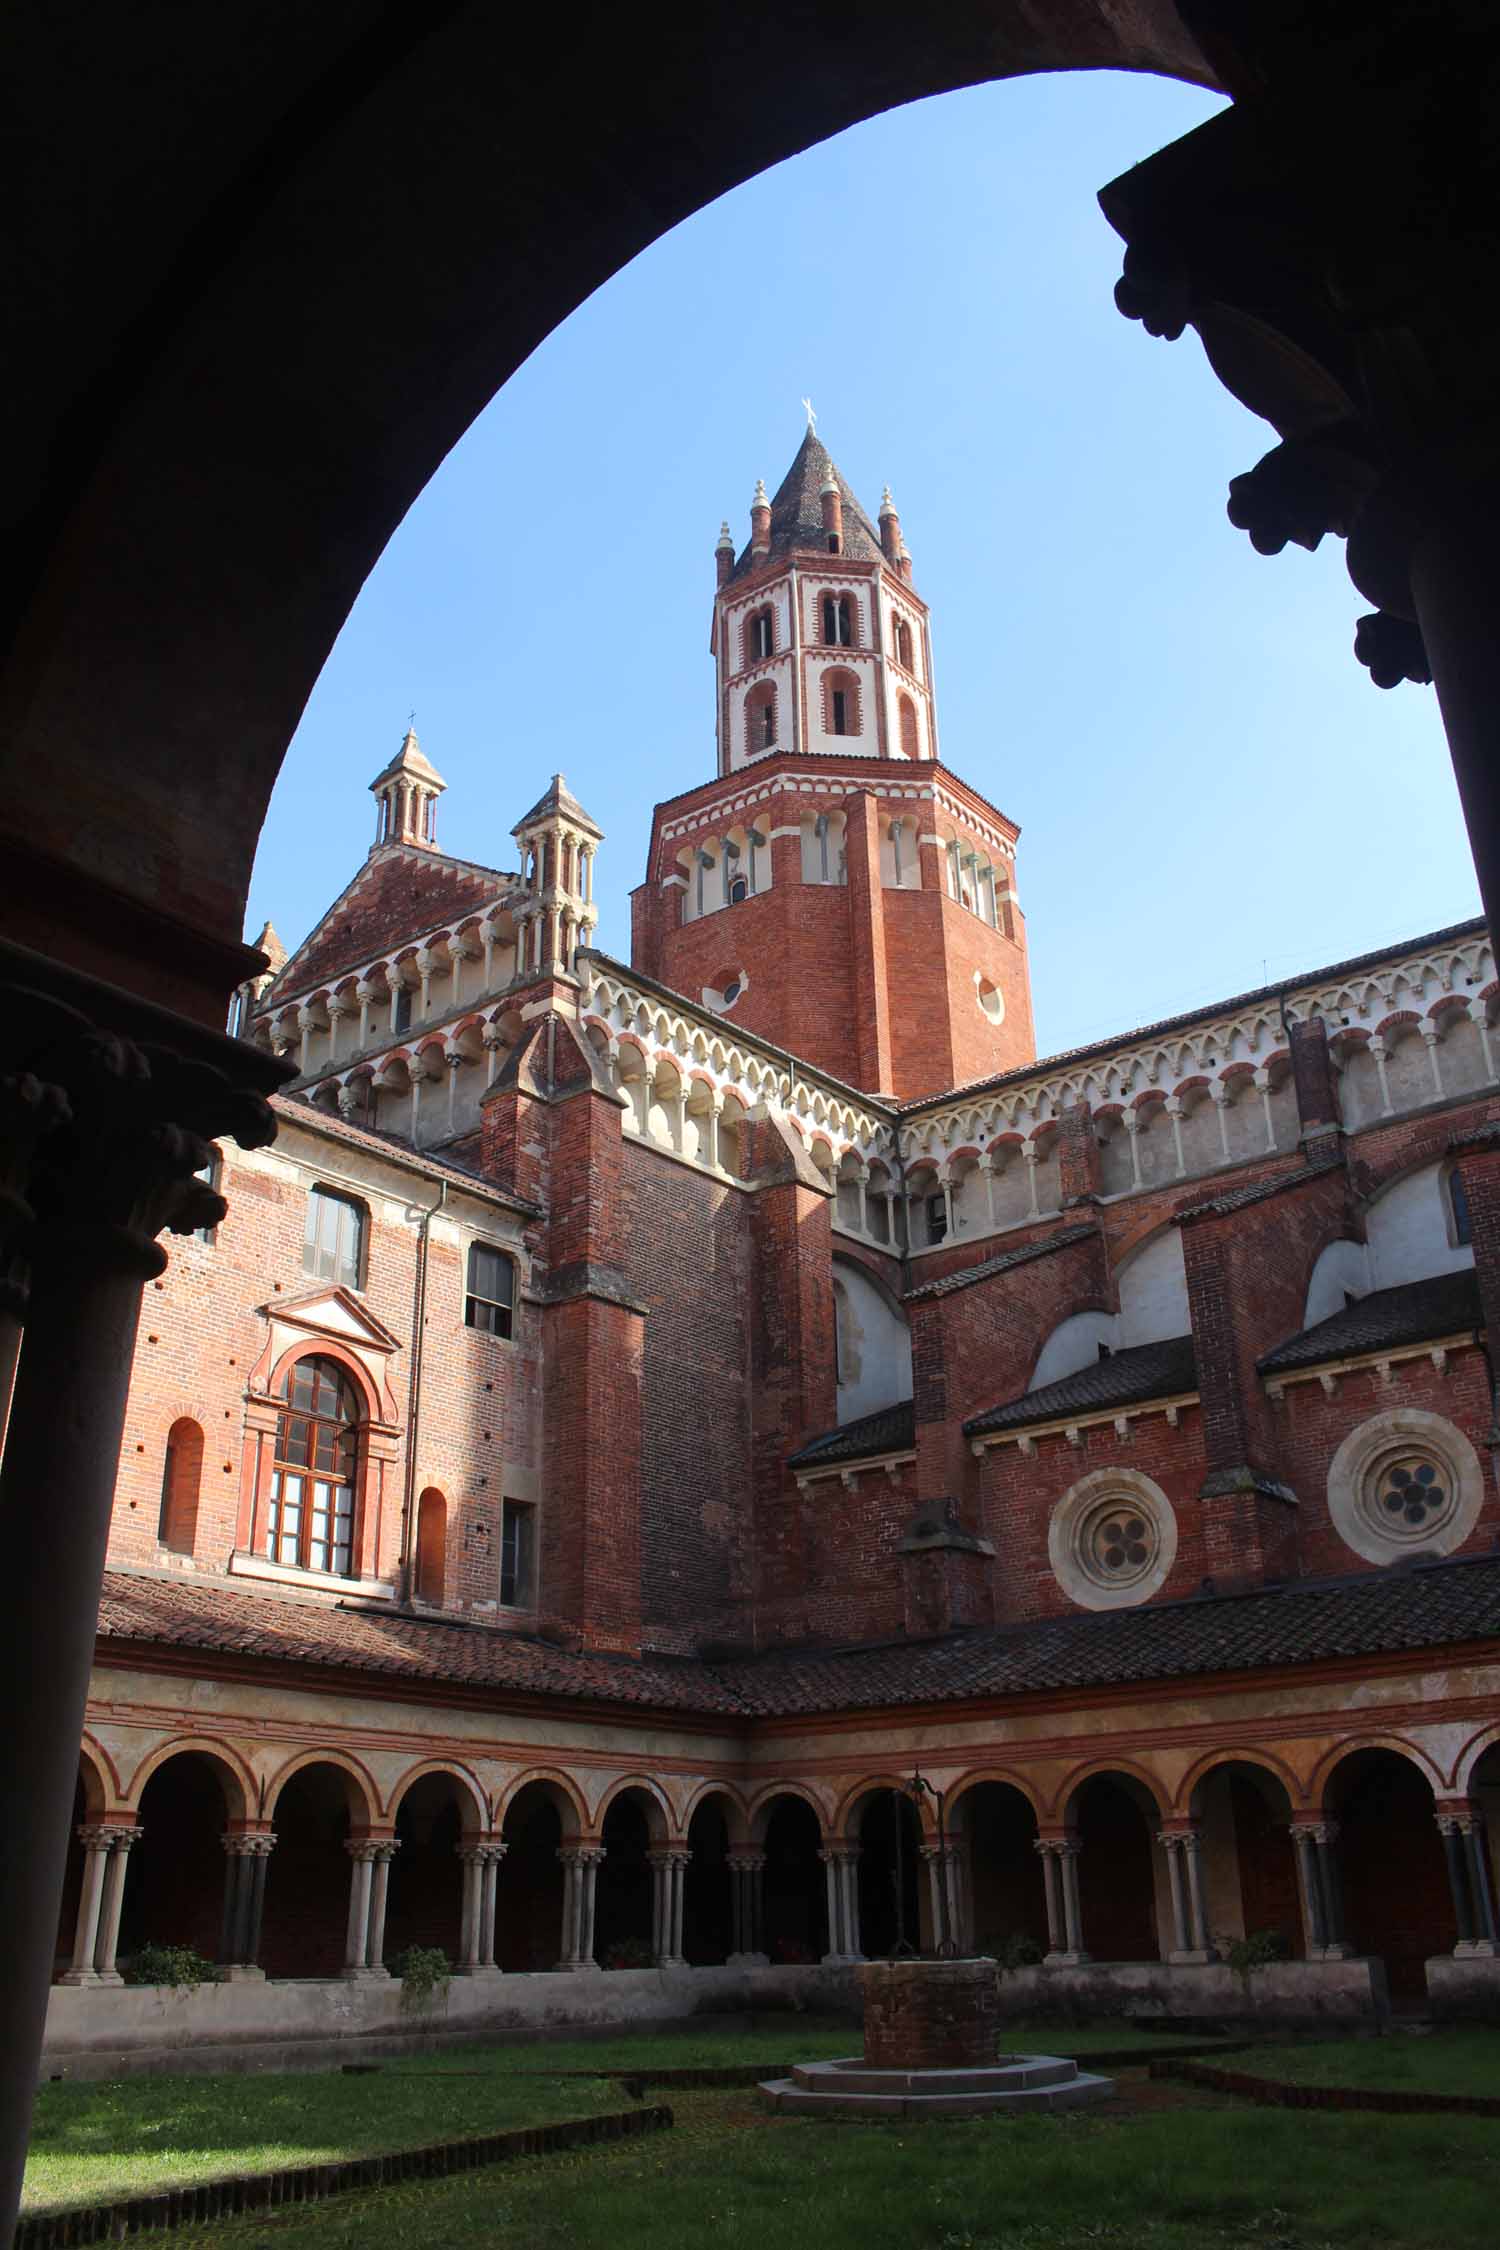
724 1850 767 1959
1464 1818 1500 1950
457 1845 486 1972
1289 1824 1327 1954
1158 1827 1213 1962
93 1827 143 1982
1313 1822 1350 1955
478 1842 504 1971
1034 1838 1066 1959
1437 1814 1477 1945
1160 1832 1192 1955
343 1842 379 1977
919 1846 963 1953
666 1849 689 1966
819 1845 860 1962
366 1841 398 1975
219 1832 275 1974
1055 1839 1088 1961
60 1828 115 1985
556 1846 603 1970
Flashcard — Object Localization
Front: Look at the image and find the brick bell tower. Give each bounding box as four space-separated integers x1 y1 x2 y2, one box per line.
630 419 1036 1100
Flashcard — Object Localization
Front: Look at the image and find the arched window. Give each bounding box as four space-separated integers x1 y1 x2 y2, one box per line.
466 1242 515 1337
414 1487 446 1605
304 1185 366 1289
268 1356 360 1577
898 693 919 760
158 1418 203 1554
822 668 861 738
821 592 853 647
894 616 915 671
744 681 777 753
744 607 774 665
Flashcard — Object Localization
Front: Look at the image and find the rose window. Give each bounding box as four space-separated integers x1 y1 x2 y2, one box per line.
1091 1510 1152 1575
1358 1444 1459 1550
1380 1458 1445 1528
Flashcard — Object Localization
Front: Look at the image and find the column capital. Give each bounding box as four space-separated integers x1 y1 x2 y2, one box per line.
344 1838 385 1863
1155 1821 1201 1848
556 1843 606 1869
818 1842 859 1868
1289 1819 1339 1846
221 1830 277 1858
646 1846 691 1871
725 1850 767 1874
1033 1831 1081 1858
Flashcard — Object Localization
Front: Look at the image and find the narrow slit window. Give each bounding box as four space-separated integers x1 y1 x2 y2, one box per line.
500 1499 537 1608
831 689 848 736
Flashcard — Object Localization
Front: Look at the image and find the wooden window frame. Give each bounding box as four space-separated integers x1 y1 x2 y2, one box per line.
465 1241 515 1339
500 1498 537 1609
304 1185 366 1290
266 1355 361 1579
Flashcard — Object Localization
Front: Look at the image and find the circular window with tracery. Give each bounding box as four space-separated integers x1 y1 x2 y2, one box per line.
1328 1411 1482 1565
1049 1468 1178 1610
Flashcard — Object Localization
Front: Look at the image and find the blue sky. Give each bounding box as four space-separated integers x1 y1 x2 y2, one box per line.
251 70 1477 1057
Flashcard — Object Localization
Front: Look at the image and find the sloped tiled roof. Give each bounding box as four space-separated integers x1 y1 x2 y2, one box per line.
787 1399 916 1470
96 1570 744 1714
1177 1152 1343 1225
905 1224 1097 1305
1258 1269 1484 1376
713 1555 1500 1717
727 431 885 584
98 1553 1500 1722
965 1334 1197 1439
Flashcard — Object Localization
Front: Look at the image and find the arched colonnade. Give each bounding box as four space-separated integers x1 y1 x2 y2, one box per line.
54 1736 1500 2000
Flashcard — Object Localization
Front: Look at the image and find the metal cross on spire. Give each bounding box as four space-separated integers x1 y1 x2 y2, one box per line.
801 397 816 435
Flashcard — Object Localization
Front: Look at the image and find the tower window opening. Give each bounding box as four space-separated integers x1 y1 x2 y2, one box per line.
747 607 774 664
822 593 853 647
728 874 748 905
827 533 839 553
925 1193 948 1246
391 983 412 1034
832 690 848 736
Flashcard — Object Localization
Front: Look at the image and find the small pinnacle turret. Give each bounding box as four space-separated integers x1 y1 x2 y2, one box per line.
369 727 446 851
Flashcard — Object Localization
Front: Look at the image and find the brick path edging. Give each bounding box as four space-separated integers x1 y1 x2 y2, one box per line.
1150 2058 1500 2116
16 2104 672 2248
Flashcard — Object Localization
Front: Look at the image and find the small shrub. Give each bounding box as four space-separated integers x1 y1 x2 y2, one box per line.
603 1937 656 1970
977 1931 1045 1974
1223 1927 1291 1976
389 1945 451 2013
122 1943 219 1989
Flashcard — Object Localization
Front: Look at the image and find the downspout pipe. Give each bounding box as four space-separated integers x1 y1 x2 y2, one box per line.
398 1178 447 1599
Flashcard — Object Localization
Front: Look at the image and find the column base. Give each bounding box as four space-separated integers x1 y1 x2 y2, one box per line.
1044 1950 1091 1968
1168 1949 1216 1966
1311 1943 1357 1962
342 1966 387 1981
220 1965 267 1983
821 1952 863 1968
1454 1938 1500 1959
554 1959 601 1974
56 1970 102 1988
657 1954 687 1970
726 1951 770 1968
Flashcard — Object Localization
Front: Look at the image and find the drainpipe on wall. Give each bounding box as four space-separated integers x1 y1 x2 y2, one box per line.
398 1178 447 1600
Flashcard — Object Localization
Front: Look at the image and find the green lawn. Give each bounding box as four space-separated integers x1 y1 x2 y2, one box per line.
160 2086 1500 2250
1228 2029 1500 2098
22 2066 629 2213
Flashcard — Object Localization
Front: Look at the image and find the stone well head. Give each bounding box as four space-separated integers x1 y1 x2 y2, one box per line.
859 1956 1000 2070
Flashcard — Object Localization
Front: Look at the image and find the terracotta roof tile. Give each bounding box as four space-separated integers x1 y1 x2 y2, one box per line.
965 1334 1196 1438
787 1400 916 1470
727 432 884 584
904 1224 1096 1305
1258 1269 1483 1375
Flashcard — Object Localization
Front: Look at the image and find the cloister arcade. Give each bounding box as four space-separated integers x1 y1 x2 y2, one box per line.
53 1736 1500 2002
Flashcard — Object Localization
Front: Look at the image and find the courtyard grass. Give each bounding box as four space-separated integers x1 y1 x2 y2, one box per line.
162 2085 1500 2250
22 2063 631 2214
1221 2027 1500 2098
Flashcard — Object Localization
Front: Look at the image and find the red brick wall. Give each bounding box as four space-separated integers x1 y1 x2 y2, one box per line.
618 1137 755 1648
